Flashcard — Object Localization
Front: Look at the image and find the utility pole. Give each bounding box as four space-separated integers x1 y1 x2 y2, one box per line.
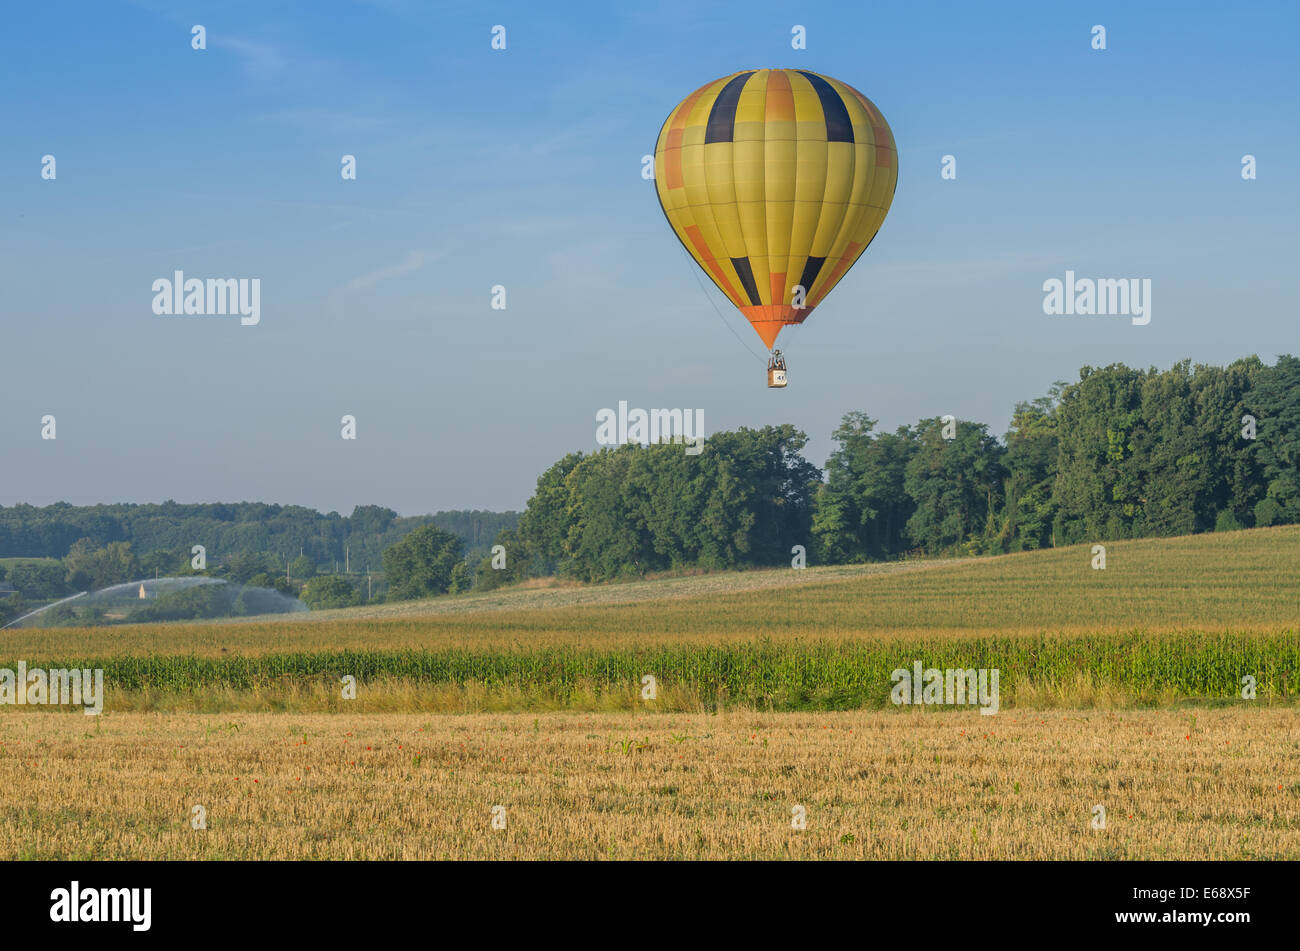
345 544 350 575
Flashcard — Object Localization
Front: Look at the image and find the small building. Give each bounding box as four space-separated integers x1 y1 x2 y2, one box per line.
138 583 149 599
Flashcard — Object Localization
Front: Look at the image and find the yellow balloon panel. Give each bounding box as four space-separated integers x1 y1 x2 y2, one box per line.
654 69 897 350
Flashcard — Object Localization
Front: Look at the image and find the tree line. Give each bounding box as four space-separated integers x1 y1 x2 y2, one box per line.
0 504 517 574
0 507 518 622
481 355 1298 585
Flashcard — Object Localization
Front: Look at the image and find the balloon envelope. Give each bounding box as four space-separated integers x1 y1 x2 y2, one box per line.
653 69 898 349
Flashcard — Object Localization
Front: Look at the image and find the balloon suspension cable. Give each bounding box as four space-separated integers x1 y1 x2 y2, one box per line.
775 319 800 356
677 244 765 363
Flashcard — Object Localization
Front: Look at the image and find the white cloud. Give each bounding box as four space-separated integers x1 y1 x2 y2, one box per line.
339 248 446 292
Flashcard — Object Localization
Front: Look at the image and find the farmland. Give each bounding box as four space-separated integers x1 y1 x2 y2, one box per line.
1 528 1296 860
0 527 1295 712
1 709 1294 860
6 528 1299 658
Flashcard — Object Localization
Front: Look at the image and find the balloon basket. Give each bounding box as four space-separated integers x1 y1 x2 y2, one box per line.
767 351 788 388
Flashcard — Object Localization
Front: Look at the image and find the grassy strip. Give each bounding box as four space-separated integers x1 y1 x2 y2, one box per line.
4 631 1296 712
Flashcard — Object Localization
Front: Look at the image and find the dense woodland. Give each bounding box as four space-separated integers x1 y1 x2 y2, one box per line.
481 355 1298 586
2 355 1296 622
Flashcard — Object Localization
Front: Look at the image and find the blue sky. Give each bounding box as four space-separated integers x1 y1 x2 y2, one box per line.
3 0 1297 516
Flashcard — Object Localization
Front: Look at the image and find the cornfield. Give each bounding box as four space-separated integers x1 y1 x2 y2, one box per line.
4 630 1295 712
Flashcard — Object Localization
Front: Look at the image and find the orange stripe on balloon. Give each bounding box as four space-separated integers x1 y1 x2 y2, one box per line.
841 82 878 121
662 85 710 190
665 127 685 188
839 82 896 171
809 242 862 304
769 272 786 305
872 125 894 169
684 224 743 305
764 70 794 122
856 93 880 123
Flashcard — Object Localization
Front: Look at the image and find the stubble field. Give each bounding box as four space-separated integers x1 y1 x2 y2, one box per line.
1 708 1295 860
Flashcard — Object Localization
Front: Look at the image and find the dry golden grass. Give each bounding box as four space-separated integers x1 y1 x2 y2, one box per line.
283 557 948 620
2 708 1295 859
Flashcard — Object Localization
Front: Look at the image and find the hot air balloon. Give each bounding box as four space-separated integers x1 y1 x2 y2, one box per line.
653 69 898 387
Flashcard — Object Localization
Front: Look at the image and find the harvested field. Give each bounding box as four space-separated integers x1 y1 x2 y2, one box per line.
1 708 1295 860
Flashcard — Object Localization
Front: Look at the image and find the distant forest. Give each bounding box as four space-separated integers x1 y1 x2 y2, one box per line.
0 504 518 571
0 504 520 621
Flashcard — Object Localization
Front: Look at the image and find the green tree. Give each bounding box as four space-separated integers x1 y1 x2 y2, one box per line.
1193 357 1266 528
289 555 317 580
5 561 70 599
535 426 820 583
63 538 101 590
903 419 1007 554
448 561 472 594
244 572 296 596
562 448 651 580
348 505 397 537
300 575 360 610
998 392 1062 551
516 452 586 571
138 547 187 578
0 593 24 627
64 539 139 590
223 551 278 584
813 414 918 562
382 525 465 600
474 528 529 591
1051 359 1268 542
1051 364 1146 543
1248 354 1300 524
